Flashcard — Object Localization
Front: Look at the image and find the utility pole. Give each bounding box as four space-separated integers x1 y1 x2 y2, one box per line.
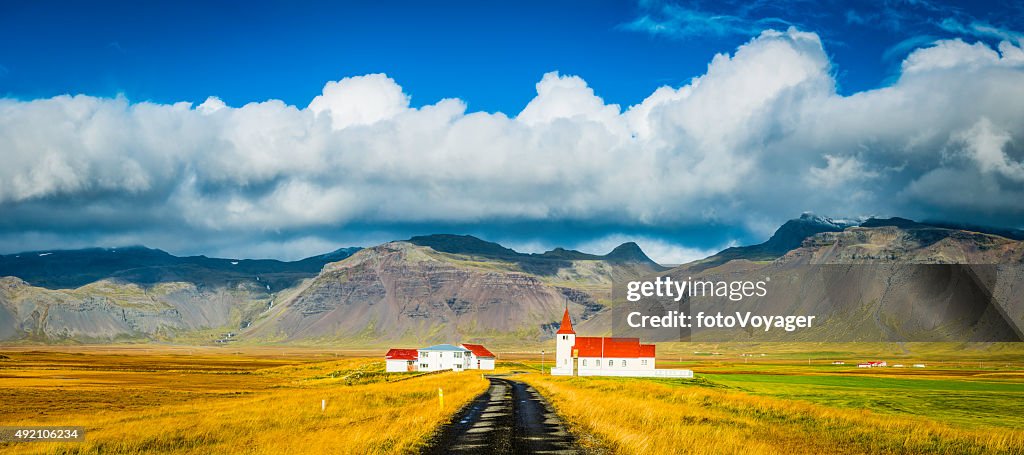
541 350 545 374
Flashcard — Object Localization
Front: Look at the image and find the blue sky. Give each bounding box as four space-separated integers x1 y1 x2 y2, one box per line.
1 1 1023 263
4 0 1018 112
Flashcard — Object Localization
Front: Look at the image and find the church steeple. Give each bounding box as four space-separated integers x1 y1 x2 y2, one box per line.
556 308 575 335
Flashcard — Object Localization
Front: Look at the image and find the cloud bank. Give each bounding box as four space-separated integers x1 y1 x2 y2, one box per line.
1 28 1023 263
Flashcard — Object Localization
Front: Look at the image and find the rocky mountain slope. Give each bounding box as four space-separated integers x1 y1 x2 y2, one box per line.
692 214 1024 272
622 222 1024 342
0 276 271 342
243 238 664 345
0 246 360 343
0 236 661 345
687 213 860 272
407 234 665 275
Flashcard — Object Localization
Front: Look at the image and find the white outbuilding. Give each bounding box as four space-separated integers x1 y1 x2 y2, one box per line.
460 343 496 370
384 348 419 372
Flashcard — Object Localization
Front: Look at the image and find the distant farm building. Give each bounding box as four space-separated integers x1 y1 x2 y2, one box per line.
384 343 496 372
857 361 887 368
550 309 692 378
832 361 845 365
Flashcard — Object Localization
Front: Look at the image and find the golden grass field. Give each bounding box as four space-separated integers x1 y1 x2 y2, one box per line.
2 343 1024 454
0 347 488 454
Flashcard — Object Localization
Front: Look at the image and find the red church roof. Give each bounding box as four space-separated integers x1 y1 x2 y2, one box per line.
556 308 575 334
572 337 656 358
639 344 656 357
461 343 495 358
385 348 419 361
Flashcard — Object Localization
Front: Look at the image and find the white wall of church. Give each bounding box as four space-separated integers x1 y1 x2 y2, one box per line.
577 357 656 371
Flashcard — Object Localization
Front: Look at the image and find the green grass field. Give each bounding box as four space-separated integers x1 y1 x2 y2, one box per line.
696 371 1024 428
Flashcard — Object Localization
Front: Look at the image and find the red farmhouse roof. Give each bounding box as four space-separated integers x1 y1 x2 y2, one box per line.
572 337 656 358
556 308 575 334
461 343 495 358
385 348 419 361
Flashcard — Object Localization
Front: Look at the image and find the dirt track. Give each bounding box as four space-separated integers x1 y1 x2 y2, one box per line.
424 376 581 454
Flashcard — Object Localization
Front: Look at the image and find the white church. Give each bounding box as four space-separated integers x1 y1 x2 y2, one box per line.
550 309 693 378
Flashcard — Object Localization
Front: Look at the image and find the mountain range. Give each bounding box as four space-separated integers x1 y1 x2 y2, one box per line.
0 246 362 290
1 215 1022 345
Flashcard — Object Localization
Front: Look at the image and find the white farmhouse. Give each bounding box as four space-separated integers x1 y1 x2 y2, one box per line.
460 343 496 370
417 344 471 372
550 309 692 378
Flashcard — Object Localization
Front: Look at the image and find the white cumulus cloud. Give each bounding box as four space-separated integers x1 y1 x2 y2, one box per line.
1 28 1024 257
